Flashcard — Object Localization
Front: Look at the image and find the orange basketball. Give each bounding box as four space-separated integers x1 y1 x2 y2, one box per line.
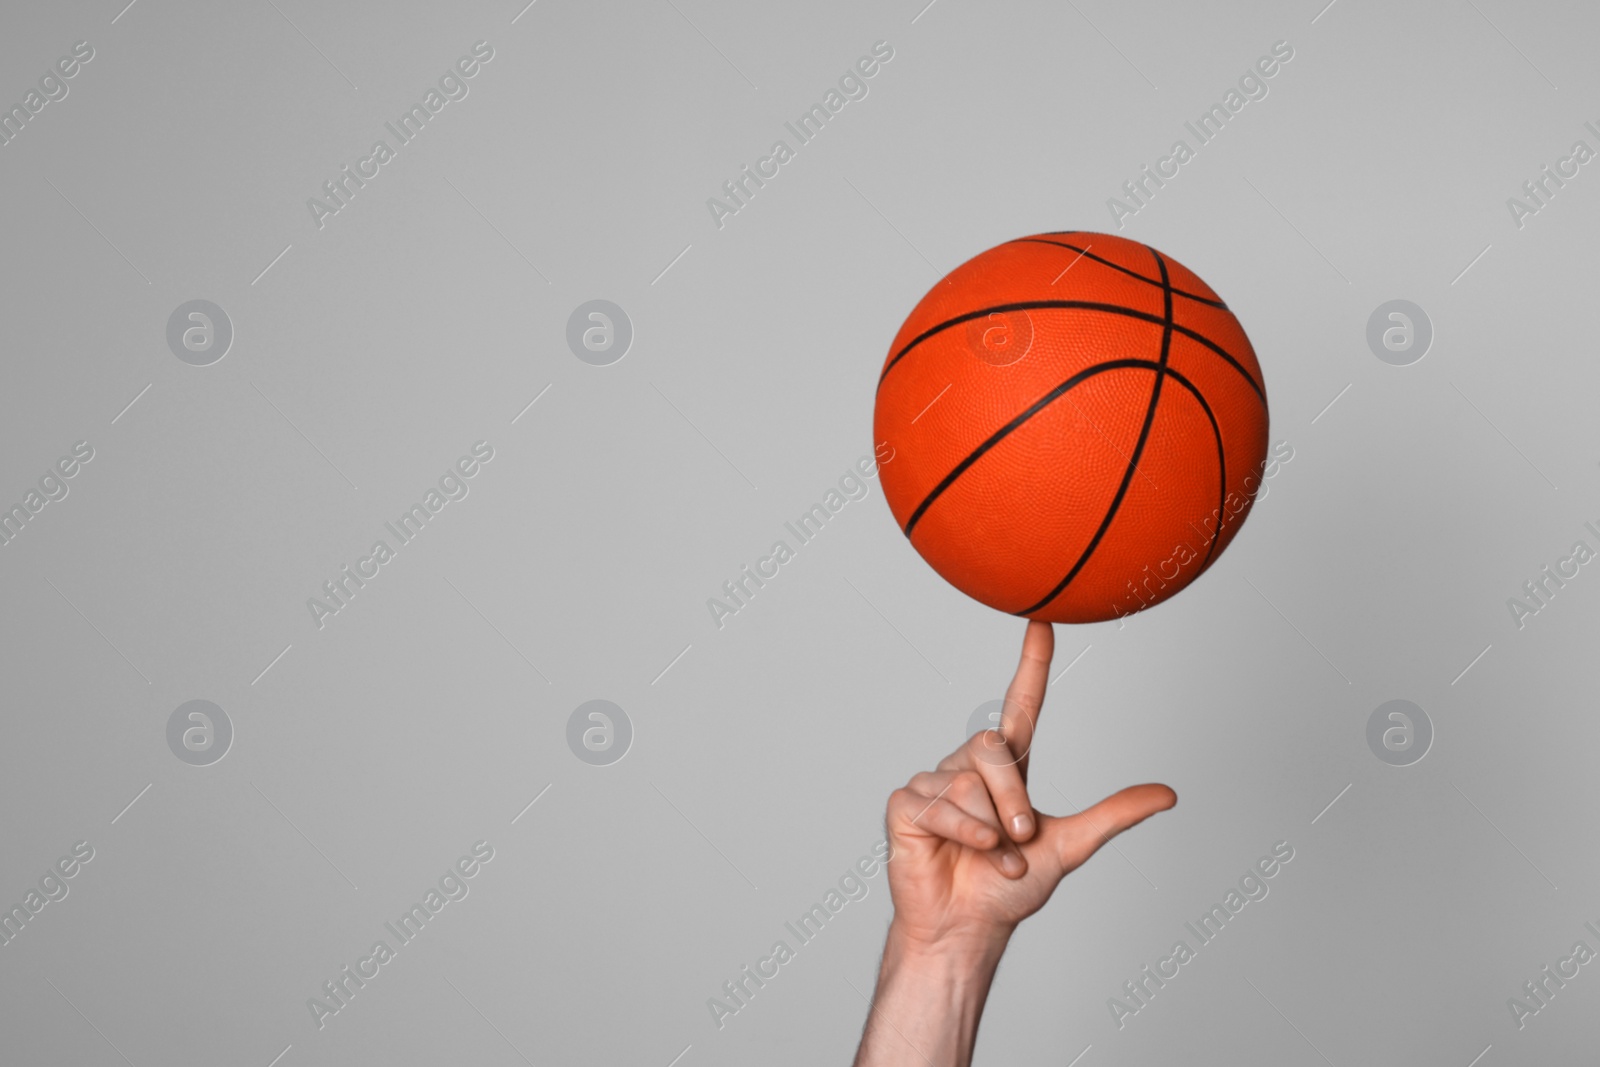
873 232 1269 624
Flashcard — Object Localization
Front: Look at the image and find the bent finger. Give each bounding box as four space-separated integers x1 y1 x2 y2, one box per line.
890 793 1002 852
942 769 1031 878
959 733 1038 843
905 770 956 797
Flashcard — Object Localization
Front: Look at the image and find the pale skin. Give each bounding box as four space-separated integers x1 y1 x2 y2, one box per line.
852 620 1177 1067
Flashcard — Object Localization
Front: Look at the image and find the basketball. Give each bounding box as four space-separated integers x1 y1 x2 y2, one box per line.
873 232 1270 624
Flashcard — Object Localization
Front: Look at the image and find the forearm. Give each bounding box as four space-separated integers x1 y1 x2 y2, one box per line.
853 923 1011 1067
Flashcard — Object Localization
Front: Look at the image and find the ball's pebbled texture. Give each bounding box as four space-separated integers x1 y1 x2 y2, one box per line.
873 232 1270 623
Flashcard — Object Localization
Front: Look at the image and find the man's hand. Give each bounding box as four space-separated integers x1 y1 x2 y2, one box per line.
854 620 1176 1067
886 619 1176 947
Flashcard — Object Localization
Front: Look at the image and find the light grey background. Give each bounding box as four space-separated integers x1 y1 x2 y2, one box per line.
1 0 1596 1064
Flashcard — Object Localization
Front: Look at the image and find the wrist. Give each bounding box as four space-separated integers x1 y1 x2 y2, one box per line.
855 922 1012 1067
884 918 1013 973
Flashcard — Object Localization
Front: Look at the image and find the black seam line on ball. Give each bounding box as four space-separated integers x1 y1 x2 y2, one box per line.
1013 238 1229 309
876 301 1265 405
1004 361 1226 616
1192 372 1228 576
1011 252 1178 617
900 358 1156 539
1151 235 1228 579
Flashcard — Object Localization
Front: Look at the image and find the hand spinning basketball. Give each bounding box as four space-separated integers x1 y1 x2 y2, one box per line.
855 621 1177 1066
874 232 1269 622
883 621 1177 947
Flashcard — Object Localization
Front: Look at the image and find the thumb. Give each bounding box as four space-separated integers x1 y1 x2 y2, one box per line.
1037 783 1177 876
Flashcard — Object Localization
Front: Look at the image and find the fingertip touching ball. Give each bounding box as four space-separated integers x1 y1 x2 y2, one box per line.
872 231 1269 624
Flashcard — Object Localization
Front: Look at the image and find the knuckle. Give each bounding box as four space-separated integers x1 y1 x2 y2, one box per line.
952 769 988 798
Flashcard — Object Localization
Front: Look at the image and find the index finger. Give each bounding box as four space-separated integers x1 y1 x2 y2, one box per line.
998 619 1054 780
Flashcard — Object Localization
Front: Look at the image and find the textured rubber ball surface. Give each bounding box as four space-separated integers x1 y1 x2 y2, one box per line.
872 231 1270 623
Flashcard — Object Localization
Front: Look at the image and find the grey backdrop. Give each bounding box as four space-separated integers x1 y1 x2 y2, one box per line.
2 0 1597 1064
